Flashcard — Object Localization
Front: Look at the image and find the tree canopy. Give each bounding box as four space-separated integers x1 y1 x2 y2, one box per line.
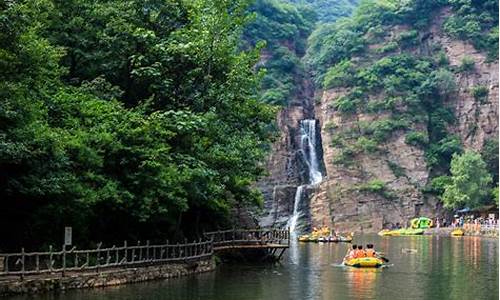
442 151 493 209
0 0 275 250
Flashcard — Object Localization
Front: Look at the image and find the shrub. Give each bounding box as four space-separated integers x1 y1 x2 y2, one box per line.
332 146 356 166
358 179 396 199
364 118 408 142
387 161 405 178
405 131 429 147
323 60 355 89
355 136 378 153
471 85 489 102
434 51 449 66
333 89 365 114
375 41 398 54
359 179 386 193
397 30 418 48
458 56 475 72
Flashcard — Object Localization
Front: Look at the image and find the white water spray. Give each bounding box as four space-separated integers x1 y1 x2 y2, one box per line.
288 119 322 234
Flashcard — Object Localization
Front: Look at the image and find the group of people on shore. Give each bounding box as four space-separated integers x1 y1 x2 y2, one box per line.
435 216 498 228
344 244 378 261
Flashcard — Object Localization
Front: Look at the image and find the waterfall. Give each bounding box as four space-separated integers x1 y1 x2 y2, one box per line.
300 120 322 185
288 186 304 232
288 119 322 234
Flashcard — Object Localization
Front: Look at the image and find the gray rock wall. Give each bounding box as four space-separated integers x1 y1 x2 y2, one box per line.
0 258 215 296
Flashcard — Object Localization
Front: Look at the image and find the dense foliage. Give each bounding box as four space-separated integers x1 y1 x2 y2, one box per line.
286 0 359 23
0 0 276 250
442 152 492 209
243 0 315 105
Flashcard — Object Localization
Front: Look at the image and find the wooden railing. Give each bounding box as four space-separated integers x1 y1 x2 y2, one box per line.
0 228 289 278
0 239 213 278
204 228 290 248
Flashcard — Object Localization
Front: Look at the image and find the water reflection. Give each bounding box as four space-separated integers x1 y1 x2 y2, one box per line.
9 235 498 300
345 268 378 300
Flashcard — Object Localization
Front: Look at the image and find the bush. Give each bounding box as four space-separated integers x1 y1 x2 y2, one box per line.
428 175 452 194
375 41 398 54
364 118 408 142
323 60 355 89
355 136 378 153
397 30 418 48
332 146 356 166
359 179 386 193
458 56 475 72
471 85 489 102
358 179 396 199
405 131 429 147
387 161 406 178
434 51 449 66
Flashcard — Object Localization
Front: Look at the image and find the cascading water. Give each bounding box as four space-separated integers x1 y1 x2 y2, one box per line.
288 119 322 234
301 120 322 185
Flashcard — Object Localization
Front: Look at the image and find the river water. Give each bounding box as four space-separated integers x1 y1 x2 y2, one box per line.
15 235 498 300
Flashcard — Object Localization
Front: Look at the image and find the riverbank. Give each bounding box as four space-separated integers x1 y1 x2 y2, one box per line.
0 229 289 296
0 258 215 296
425 226 498 238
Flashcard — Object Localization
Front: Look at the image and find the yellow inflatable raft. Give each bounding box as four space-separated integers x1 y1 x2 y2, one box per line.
344 257 384 268
451 229 464 236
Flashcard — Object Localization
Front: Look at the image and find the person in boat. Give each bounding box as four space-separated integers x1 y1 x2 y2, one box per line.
365 244 377 257
344 244 357 262
355 245 366 258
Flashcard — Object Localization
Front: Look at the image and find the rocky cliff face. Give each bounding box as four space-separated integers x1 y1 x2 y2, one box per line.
258 105 304 227
427 9 499 151
310 9 498 233
258 73 323 229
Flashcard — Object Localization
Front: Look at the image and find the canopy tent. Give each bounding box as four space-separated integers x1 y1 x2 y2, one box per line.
456 207 471 214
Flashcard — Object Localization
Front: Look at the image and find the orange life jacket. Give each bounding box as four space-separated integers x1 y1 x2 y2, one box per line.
365 249 376 257
355 250 366 258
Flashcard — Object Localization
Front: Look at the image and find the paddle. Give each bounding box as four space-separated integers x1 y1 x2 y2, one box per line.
379 256 390 263
376 252 389 263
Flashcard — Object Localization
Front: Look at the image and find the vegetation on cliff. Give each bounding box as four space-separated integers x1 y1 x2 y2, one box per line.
0 0 276 249
306 0 498 208
243 0 315 105
286 0 359 23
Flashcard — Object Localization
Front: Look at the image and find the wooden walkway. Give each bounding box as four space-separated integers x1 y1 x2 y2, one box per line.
0 228 289 280
205 228 290 260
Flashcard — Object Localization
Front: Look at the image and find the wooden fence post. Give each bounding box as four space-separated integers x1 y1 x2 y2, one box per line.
123 241 128 264
20 248 25 280
62 244 66 277
232 227 236 246
96 242 102 273
36 253 40 272
146 240 150 262
49 245 53 273
138 241 142 262
5 256 9 274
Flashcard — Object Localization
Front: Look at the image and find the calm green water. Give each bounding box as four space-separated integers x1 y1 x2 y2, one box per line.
12 235 498 300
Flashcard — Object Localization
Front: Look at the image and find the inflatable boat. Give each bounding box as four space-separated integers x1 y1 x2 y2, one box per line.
451 229 464 236
378 228 425 236
298 235 352 243
344 257 384 268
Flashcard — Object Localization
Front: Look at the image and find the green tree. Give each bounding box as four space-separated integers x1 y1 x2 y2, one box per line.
493 186 499 206
442 151 493 209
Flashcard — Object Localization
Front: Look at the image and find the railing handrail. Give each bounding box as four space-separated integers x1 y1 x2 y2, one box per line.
204 228 290 246
0 228 289 279
0 239 214 278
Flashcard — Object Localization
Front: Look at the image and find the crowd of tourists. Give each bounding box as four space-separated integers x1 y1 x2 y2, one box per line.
435 216 498 228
